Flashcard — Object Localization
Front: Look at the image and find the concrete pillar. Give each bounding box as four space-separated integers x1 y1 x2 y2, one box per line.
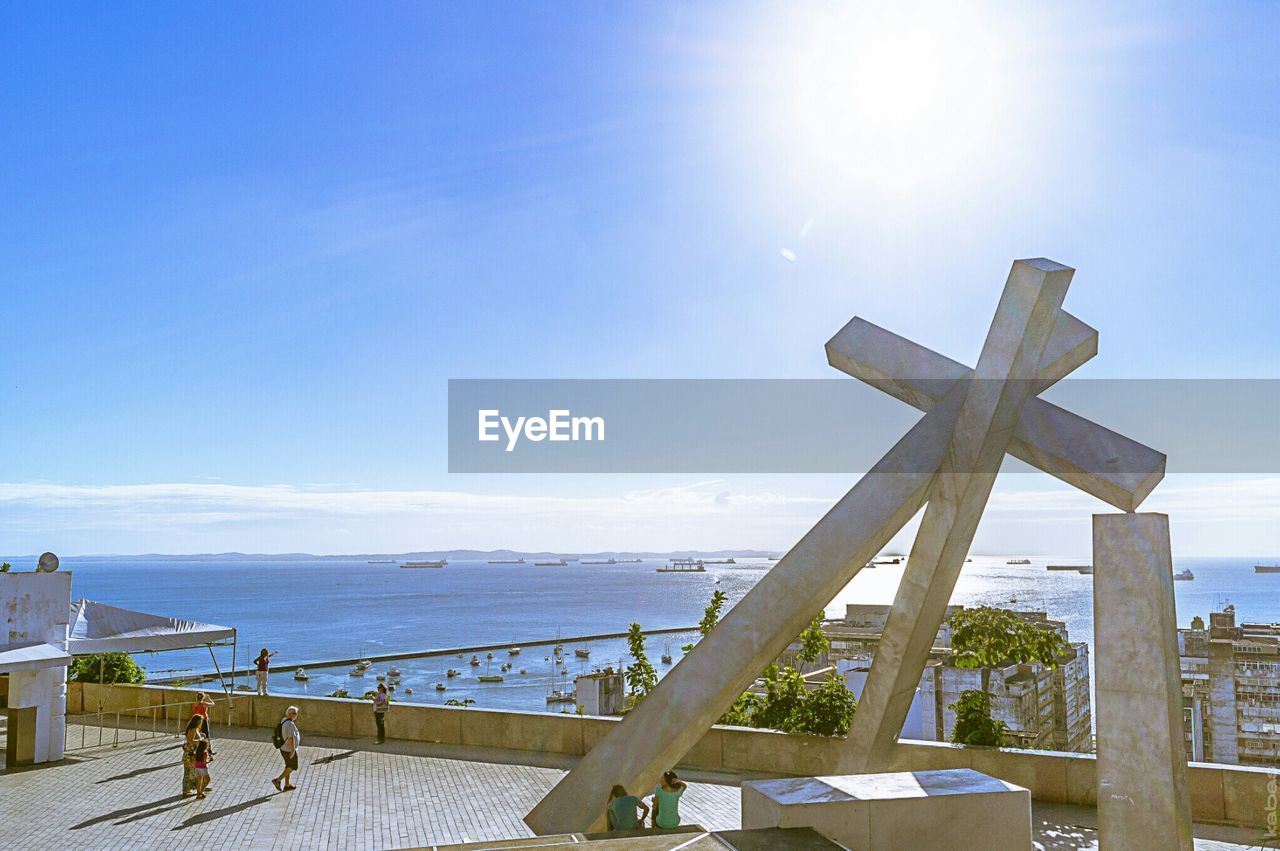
1093 513 1192 851
1207 639 1239 765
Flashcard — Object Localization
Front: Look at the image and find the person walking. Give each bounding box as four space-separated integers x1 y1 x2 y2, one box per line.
192 737 213 799
272 705 301 791
606 784 649 831
182 715 204 797
254 648 277 696
373 683 389 744
650 770 687 830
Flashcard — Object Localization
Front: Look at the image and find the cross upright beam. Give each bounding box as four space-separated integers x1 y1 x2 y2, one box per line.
526 259 1095 835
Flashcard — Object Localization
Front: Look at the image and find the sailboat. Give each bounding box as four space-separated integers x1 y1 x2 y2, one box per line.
478 657 503 683
661 643 673 665
546 665 574 704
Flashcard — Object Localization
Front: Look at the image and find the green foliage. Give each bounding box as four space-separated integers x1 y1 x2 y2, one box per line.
797 611 829 667
624 622 658 702
726 663 857 736
718 691 764 726
797 671 859 736
69 652 145 684
948 606 1067 673
949 690 1009 747
684 590 729 652
0 562 10 573
445 698 476 707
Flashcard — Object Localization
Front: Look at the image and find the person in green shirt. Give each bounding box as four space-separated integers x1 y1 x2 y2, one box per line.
650 770 687 829
606 784 649 831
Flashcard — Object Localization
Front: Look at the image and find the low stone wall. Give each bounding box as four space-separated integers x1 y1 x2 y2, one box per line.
69 682 1279 829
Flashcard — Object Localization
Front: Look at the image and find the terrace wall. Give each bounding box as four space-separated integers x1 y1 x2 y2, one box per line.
69 682 1278 830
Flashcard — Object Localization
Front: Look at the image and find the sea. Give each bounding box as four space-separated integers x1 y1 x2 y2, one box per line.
55 554 1277 713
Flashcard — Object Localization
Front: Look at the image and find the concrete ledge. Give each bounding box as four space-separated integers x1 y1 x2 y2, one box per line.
68 682 1280 831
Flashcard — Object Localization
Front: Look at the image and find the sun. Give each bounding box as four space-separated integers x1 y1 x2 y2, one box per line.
795 3 1011 192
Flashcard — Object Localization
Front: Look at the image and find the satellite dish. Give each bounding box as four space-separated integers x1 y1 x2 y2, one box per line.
36 552 59 573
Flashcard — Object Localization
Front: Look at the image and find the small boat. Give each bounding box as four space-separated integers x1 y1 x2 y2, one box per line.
519 668 527 675
508 647 521 656
330 687 349 698
435 683 446 691
575 648 590 659
401 560 447 569
469 656 481 666
358 659 372 668
560 667 569 675
388 666 402 677
404 687 413 695
546 690 575 703
478 674 504 683
661 643 673 665
447 669 461 678
294 668 309 680
349 667 365 677
486 652 494 660
376 673 386 682
1174 569 1195 581
1007 559 1032 565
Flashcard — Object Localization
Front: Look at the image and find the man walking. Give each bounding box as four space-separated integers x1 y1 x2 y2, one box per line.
272 705 301 791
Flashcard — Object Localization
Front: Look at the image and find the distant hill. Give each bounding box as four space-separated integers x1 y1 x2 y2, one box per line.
4 548 783 563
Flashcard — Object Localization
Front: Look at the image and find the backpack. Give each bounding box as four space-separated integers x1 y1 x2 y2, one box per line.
272 718 286 749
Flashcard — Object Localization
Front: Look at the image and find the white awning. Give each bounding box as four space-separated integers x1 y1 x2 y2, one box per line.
0 641 74 673
67 599 235 655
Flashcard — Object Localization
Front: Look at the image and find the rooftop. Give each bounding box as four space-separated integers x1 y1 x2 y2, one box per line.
0 718 1268 850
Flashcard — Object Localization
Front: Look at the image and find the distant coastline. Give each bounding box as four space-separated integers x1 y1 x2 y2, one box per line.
2 549 791 563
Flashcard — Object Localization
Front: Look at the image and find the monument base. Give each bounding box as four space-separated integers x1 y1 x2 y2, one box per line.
741 768 1031 851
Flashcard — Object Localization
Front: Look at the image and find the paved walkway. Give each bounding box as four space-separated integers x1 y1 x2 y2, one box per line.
0 720 1275 849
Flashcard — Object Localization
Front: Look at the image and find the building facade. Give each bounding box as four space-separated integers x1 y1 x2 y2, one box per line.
819 604 1093 753
1179 605 1280 766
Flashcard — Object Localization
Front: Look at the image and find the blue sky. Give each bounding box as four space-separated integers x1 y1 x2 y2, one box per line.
2 3 1278 556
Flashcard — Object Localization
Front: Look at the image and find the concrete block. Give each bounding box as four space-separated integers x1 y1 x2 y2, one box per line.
742 769 1031 851
681 726 723 770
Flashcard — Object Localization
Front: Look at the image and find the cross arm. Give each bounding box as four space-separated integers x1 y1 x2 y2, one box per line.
825 314 1165 511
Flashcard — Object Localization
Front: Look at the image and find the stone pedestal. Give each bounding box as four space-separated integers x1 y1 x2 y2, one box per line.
741 769 1031 851
1093 513 1193 850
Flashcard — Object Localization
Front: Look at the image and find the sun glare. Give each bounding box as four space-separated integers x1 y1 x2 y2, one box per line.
796 3 1010 192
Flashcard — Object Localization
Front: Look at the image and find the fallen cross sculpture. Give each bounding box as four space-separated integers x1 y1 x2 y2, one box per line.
525 259 1190 850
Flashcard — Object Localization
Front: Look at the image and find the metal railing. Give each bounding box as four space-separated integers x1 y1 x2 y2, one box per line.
65 697 231 752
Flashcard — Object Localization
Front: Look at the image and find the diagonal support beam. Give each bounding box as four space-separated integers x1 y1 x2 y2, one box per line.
840 259 1074 772
826 315 1165 512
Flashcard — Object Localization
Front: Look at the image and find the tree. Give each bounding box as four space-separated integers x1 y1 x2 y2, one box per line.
684 590 728 652
797 611 830 671
946 607 1067 747
796 672 858 737
69 652 145 684
0 562 10 573
624 622 657 704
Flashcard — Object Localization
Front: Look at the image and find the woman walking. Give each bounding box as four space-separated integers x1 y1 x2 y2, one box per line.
650 770 687 830
254 648 277 696
373 683 389 744
181 716 204 797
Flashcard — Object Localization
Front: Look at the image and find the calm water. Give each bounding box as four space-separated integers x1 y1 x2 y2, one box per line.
56 554 1276 711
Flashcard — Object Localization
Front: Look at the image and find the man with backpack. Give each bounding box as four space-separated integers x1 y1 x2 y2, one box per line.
271 705 301 791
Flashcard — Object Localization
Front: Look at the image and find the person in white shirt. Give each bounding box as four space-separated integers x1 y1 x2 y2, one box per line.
272 706 301 791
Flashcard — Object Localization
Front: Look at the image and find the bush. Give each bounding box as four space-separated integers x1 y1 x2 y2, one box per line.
69 652 146 684
949 690 1008 746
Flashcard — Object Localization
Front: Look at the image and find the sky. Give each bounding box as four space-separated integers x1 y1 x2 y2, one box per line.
1 3 1278 557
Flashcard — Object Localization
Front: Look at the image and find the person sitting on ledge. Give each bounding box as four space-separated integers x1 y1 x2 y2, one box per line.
605 784 649 831
650 770 687 830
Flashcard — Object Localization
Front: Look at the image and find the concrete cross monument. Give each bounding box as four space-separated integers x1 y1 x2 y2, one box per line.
525 259 1192 850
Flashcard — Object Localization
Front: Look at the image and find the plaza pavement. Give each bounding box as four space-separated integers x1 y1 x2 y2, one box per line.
0 719 1275 850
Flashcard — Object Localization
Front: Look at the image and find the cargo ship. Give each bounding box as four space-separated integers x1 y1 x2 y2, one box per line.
401 560 446 569
1256 565 1280 574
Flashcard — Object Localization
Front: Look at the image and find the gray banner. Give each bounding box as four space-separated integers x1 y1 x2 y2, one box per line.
447 379 1280 474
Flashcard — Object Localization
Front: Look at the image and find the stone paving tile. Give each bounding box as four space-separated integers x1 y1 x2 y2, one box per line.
0 723 740 851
